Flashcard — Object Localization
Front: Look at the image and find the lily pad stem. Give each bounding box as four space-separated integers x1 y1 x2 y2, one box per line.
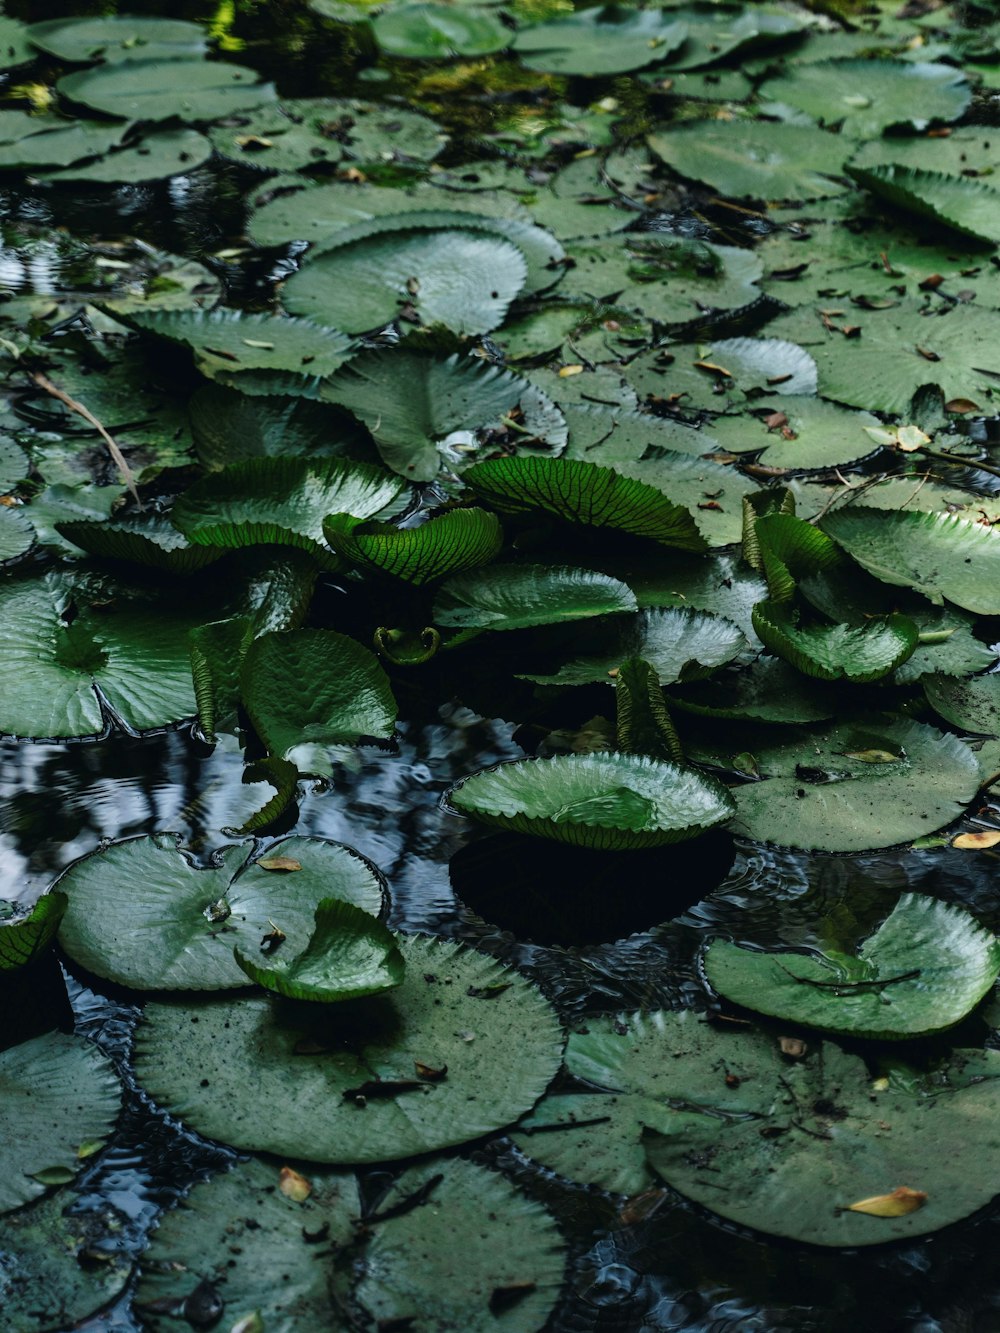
912 443 1000 483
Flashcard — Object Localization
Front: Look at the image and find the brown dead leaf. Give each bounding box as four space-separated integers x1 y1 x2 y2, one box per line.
952 830 1000 850
946 398 981 414
764 411 788 431
278 1166 311 1203
414 1061 448 1082
257 856 302 872
845 1186 927 1217
778 1036 808 1058
694 359 733 378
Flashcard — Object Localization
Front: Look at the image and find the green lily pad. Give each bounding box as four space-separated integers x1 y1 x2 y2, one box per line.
56 834 385 991
0 505 34 564
924 673 1000 736
55 516 224 575
707 397 881 470
465 456 707 552
821 508 1000 616
761 60 970 138
704 893 1000 1039
665 3 804 71
136 1158 358 1333
356 1160 565 1332
0 117 129 171
121 308 356 382
43 129 213 184
188 383 366 471
615 450 756 548
846 163 1000 246
2 1192 132 1333
648 120 848 202
0 16 34 70
323 508 503 585
514 6 686 75
0 893 67 972
0 569 198 740
0 1031 120 1215
284 226 527 335
28 16 207 62
448 751 735 849
668 657 837 724
241 628 397 772
134 935 564 1163
374 4 510 58
707 716 981 852
435 563 637 639
520 607 747 687
643 1026 1000 1245
171 456 405 560
58 58 277 124
751 602 918 682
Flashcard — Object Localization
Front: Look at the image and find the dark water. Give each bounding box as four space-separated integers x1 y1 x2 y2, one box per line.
5 2 1000 1330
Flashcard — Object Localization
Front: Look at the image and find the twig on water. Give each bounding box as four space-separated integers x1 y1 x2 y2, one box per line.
28 370 142 508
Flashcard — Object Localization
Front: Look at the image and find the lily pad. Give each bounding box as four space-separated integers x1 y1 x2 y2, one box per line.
703 893 1000 1039
435 563 637 638
134 935 564 1162
56 834 385 991
241 628 397 771
846 163 1000 246
707 397 881 470
323 508 503 585
58 58 277 124
235 897 404 1003
761 61 970 139
751 602 918 682
43 129 213 184
55 516 223 575
668 657 837 724
136 1158 359 1333
514 6 686 75
821 508 1000 616
709 716 981 851
0 16 33 70
924 673 1000 736
520 607 747 687
644 1026 1000 1245
356 1160 565 1332
447 751 735 850
28 16 207 63
284 226 528 335
172 457 405 560
465 456 707 552
0 118 129 171
189 384 366 470
0 569 198 740
0 505 34 564
648 120 848 202
0 893 67 972
0 1031 120 1215
374 5 510 58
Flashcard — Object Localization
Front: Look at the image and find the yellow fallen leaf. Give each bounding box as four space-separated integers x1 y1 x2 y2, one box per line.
841 749 900 764
278 1166 311 1202
559 364 584 377
845 1186 927 1217
952 830 1000 850
871 1077 890 1092
257 856 302 872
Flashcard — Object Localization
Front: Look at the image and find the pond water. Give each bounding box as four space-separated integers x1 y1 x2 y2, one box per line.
7 0 1000 1329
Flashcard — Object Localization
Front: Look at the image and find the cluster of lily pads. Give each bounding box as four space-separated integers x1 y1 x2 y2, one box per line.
8 0 1000 1326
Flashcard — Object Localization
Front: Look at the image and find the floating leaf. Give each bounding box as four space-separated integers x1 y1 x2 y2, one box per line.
708 397 881 470
846 1187 927 1218
649 120 848 202
134 935 563 1162
234 898 404 1003
761 61 970 139
668 657 837 724
846 163 1000 246
56 515 223 575
514 6 686 75
953 830 1000 849
56 834 384 991
0 1032 120 1215
241 629 397 772
465 456 707 552
356 1161 565 1331
448 751 735 850
435 564 637 638
704 893 1000 1039
373 4 510 58
58 58 276 124
924 673 1000 736
323 508 503 584
0 893 67 972
752 602 918 682
44 129 213 184
136 1159 359 1332
28 15 207 62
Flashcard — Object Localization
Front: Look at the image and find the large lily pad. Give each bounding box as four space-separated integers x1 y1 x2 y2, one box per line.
821 508 1000 616
241 628 397 771
0 1031 120 1215
435 564 637 637
644 1026 1000 1245
465 456 707 552
668 656 837 724
761 60 970 138
514 6 686 75
134 935 564 1162
374 4 510 58
924 673 1000 736
0 118 129 171
447 751 735 850
135 1158 359 1333
707 717 981 852
0 893 67 972
56 834 385 991
707 397 881 470
520 607 747 687
751 602 918 683
648 120 848 202
0 570 198 740
189 384 365 470
172 457 405 559
704 893 1000 1039
58 58 276 123
356 1160 565 1332
28 16 207 62
324 508 503 585
234 898 405 1003
845 163 1000 245
44 129 213 184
